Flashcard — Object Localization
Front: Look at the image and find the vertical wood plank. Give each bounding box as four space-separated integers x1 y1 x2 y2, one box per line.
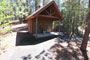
58 20 60 33
31 20 32 33
28 20 31 33
51 21 53 32
36 17 38 37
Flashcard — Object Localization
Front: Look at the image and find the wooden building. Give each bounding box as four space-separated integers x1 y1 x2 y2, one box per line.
26 1 63 36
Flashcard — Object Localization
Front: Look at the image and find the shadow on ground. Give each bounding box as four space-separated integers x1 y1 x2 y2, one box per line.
20 36 89 60
16 32 58 46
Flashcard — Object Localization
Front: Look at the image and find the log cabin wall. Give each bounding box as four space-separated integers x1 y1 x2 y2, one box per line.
32 20 46 34
28 20 32 33
31 19 53 34
32 20 36 34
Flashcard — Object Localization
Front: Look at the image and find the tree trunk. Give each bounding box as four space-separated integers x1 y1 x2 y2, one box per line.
43 0 45 6
80 0 90 50
35 0 38 11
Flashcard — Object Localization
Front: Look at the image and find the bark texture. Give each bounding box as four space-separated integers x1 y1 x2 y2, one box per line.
81 0 90 50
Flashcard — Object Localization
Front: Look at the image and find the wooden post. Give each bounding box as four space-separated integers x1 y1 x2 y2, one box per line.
36 17 38 37
28 20 30 33
58 20 60 34
31 20 32 33
28 20 32 33
51 21 53 32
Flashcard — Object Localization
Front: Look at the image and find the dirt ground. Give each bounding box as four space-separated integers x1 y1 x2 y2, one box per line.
0 23 90 60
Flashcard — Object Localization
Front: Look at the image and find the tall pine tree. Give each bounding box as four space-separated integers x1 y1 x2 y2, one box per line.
81 0 90 50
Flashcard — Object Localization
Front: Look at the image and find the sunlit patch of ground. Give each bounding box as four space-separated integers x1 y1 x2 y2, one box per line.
0 32 16 60
0 23 28 56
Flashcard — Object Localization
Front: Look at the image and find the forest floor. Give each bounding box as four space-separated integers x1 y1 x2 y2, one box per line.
0 23 90 60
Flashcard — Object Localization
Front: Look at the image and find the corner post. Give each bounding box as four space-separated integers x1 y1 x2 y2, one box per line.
36 17 38 37
51 21 53 32
58 20 60 34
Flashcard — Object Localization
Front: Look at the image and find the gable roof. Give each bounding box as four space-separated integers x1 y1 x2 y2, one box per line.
26 1 63 20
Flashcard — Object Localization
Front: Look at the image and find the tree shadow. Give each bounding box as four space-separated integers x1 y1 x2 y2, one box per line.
49 43 89 60
53 37 89 60
21 54 31 60
20 37 89 60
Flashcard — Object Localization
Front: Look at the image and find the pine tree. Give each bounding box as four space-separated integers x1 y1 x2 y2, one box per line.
81 0 90 51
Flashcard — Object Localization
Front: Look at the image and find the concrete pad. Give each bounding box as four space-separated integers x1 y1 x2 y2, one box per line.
10 38 56 60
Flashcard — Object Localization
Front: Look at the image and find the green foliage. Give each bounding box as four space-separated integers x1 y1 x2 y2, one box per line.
61 0 88 36
0 0 14 27
13 0 31 20
53 21 59 28
0 0 14 34
0 27 12 35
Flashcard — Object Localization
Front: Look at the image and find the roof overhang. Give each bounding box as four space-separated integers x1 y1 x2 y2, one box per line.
26 1 64 21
